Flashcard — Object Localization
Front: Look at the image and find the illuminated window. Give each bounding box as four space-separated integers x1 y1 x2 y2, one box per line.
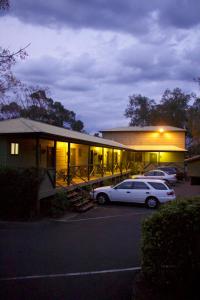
10 143 19 155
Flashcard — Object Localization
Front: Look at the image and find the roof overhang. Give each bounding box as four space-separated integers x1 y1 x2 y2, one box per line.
185 155 200 163
128 145 187 152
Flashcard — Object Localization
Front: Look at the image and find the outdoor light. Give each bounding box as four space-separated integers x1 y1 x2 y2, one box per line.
159 128 164 133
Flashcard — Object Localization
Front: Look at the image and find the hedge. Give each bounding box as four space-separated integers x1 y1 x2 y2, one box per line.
141 197 200 299
0 167 42 219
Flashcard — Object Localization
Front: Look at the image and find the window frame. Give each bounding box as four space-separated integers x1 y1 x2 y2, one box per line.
10 142 19 156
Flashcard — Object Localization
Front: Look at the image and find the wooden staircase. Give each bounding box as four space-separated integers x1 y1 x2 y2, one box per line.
67 189 95 212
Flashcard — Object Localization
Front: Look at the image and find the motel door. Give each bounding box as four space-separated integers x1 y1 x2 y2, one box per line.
150 153 157 163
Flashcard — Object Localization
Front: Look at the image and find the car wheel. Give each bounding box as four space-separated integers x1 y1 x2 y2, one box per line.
96 193 109 205
146 197 159 209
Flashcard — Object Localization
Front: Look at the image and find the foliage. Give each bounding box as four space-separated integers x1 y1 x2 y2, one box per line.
0 89 84 131
0 0 9 10
50 190 71 216
141 198 200 299
0 167 42 219
125 88 200 153
125 94 155 126
0 2 84 132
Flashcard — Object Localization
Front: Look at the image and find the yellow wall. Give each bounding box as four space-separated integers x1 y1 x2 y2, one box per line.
70 143 89 166
102 131 185 148
143 151 185 163
56 141 68 171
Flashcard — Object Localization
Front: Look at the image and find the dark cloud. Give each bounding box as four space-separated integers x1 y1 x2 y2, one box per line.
8 0 200 34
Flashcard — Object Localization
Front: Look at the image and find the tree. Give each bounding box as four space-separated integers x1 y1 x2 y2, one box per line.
0 46 29 104
124 94 155 126
0 0 9 10
154 88 191 128
0 89 84 131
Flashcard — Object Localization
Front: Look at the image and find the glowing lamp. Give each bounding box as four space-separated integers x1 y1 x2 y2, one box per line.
159 128 164 133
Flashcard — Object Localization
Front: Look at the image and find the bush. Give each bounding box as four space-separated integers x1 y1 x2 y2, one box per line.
50 190 70 217
140 198 200 299
0 167 42 219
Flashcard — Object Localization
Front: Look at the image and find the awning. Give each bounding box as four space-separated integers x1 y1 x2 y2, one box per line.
128 145 187 152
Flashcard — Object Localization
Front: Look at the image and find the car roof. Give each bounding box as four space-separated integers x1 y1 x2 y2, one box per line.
124 178 167 183
145 169 165 172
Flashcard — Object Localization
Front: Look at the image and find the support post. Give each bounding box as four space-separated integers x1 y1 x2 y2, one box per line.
35 137 40 217
112 148 114 175
120 150 123 176
102 147 104 177
67 142 71 186
53 140 56 188
87 145 90 181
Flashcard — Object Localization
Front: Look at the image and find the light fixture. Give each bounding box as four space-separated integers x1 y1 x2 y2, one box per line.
159 128 164 133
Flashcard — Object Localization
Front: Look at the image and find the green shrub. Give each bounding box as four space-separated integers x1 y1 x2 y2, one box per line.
50 190 70 216
0 167 42 219
141 198 200 298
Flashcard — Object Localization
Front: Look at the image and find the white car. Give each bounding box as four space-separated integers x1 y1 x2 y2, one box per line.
90 179 176 208
133 169 177 184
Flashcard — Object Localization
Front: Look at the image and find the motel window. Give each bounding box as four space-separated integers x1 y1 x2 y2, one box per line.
10 143 19 155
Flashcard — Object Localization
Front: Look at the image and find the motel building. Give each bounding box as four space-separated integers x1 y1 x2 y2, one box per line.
101 126 186 173
0 118 186 200
0 118 134 199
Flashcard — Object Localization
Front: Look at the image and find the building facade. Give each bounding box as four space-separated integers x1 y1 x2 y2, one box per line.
101 126 186 172
0 118 134 199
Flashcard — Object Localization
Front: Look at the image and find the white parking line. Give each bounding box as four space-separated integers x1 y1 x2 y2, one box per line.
53 212 148 223
0 266 141 281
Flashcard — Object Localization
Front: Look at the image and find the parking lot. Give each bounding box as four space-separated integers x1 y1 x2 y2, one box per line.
0 181 200 300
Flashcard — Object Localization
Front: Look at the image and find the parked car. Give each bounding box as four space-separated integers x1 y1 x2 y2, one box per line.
133 169 177 184
90 179 176 208
157 166 185 181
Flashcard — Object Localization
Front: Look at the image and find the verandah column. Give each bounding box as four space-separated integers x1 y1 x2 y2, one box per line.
67 142 71 186
112 148 114 175
53 140 56 188
102 147 104 177
35 136 40 216
87 145 90 181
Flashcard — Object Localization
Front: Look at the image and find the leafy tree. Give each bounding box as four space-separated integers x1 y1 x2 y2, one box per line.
187 97 200 154
155 88 191 128
0 0 9 10
0 90 84 131
124 94 155 126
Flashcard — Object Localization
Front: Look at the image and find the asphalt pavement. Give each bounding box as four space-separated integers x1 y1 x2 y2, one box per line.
0 205 152 300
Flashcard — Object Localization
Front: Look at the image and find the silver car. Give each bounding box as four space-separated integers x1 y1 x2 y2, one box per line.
133 169 177 184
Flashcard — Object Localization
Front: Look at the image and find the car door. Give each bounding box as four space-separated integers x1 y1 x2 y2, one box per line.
110 181 134 202
130 181 151 203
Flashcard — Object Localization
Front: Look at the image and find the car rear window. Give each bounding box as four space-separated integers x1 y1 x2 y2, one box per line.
148 182 168 190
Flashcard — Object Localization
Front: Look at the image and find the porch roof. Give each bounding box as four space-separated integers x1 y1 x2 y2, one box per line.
101 126 186 132
128 145 187 152
0 118 132 150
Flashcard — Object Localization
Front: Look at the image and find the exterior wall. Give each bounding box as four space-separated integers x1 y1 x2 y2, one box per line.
0 137 7 167
56 141 68 171
102 131 185 148
143 152 185 163
4 137 36 169
39 139 54 168
71 143 89 166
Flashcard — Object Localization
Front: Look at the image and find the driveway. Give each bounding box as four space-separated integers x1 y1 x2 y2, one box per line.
0 205 152 300
1 181 199 300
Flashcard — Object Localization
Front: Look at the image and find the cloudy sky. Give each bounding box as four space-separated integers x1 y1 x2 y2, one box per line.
1 0 200 132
